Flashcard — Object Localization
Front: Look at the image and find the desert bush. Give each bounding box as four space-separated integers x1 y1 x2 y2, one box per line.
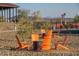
17 9 33 40
41 21 52 30
74 15 79 23
17 18 33 40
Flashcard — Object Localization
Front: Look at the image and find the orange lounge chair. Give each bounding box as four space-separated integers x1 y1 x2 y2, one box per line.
41 30 52 50
15 35 29 50
57 44 69 50
54 35 69 50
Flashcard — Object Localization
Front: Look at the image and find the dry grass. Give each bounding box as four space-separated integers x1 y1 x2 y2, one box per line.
0 22 79 56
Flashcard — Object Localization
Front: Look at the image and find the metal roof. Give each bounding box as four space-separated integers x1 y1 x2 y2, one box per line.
0 3 19 8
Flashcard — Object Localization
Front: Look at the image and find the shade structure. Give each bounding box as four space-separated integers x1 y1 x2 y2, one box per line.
0 3 19 22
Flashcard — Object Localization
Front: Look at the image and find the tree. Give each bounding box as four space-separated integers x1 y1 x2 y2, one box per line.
18 9 30 20
56 18 62 22
32 11 41 21
32 11 42 30
17 9 33 41
74 15 79 23
18 19 32 40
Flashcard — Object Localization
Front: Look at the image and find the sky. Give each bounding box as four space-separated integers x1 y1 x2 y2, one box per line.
16 3 79 18
0 3 79 18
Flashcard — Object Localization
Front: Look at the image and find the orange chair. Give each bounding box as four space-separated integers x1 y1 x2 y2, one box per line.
41 35 51 50
54 35 69 50
57 44 69 50
41 29 52 50
15 35 29 50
